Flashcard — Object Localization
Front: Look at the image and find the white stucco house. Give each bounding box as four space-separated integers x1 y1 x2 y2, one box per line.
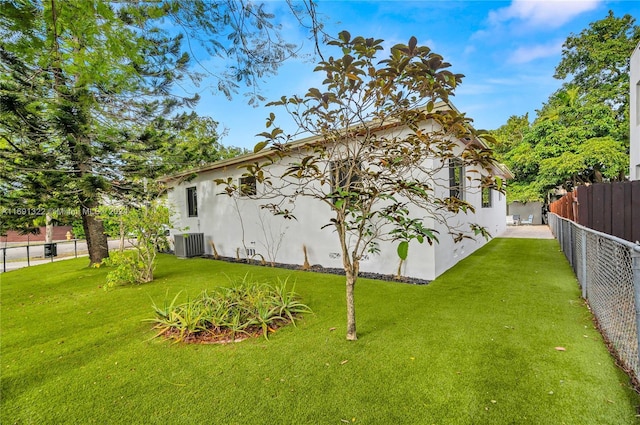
159 104 512 282
630 40 640 180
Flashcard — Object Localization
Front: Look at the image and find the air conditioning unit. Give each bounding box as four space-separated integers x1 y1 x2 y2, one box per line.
174 233 204 258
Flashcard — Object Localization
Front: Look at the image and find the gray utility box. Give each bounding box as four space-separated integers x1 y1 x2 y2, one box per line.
174 233 205 258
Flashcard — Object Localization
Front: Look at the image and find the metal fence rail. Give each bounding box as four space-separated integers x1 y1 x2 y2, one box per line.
1 240 84 273
549 213 640 382
1 239 134 273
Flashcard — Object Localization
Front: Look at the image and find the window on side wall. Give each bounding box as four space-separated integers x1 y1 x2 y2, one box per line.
239 175 257 196
187 186 198 217
331 159 361 191
482 187 492 208
449 158 465 200
330 159 362 203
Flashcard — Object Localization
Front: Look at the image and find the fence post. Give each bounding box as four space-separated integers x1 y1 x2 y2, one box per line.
558 218 564 249
567 223 574 267
74 240 78 258
26 245 30 267
581 231 588 299
2 247 5 273
632 247 640 374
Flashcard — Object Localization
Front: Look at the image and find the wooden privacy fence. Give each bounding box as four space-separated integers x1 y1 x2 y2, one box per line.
549 181 640 243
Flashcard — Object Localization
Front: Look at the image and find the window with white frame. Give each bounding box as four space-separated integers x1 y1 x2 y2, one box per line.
239 175 257 196
482 187 492 208
330 159 362 198
449 158 465 200
186 186 198 217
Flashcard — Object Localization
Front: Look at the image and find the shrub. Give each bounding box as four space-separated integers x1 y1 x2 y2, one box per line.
103 251 146 288
102 202 171 289
147 276 311 343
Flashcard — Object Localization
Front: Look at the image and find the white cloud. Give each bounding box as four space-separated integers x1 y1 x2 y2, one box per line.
507 39 564 63
485 77 521 86
489 0 601 29
456 82 499 96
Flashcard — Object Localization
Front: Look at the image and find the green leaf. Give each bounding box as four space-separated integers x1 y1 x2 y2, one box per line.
408 36 417 51
495 176 503 191
254 141 269 153
397 241 409 260
426 100 434 112
338 30 351 43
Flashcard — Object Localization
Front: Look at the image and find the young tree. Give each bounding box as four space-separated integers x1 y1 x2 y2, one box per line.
218 32 504 340
103 201 171 288
0 0 321 265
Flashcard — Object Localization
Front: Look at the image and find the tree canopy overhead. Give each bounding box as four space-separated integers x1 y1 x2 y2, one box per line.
0 0 321 263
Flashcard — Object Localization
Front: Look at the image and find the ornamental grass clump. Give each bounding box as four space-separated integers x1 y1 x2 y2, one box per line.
147 275 311 343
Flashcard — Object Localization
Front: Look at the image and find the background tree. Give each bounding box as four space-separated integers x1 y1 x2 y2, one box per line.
218 32 503 340
491 86 628 201
119 112 247 197
490 11 639 202
555 11 640 119
488 114 538 202
0 47 72 237
526 86 627 193
0 0 321 265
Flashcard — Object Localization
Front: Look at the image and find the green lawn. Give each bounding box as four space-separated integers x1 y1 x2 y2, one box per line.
1 238 638 424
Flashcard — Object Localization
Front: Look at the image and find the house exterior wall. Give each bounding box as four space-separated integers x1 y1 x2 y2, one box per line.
631 41 640 180
431 162 507 278
165 137 507 282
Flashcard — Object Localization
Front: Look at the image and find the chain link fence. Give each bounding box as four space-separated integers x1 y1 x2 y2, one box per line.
549 213 640 383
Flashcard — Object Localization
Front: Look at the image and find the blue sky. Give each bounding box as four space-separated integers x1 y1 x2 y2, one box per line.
187 0 640 150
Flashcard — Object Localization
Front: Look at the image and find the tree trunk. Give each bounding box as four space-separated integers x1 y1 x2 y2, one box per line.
345 267 358 341
80 200 109 266
119 216 125 253
45 213 53 244
593 168 603 183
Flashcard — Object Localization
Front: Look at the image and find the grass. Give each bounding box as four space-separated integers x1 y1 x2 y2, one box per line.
1 238 638 424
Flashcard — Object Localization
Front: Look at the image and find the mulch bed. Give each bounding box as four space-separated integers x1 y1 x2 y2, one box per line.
159 320 289 345
201 255 431 285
